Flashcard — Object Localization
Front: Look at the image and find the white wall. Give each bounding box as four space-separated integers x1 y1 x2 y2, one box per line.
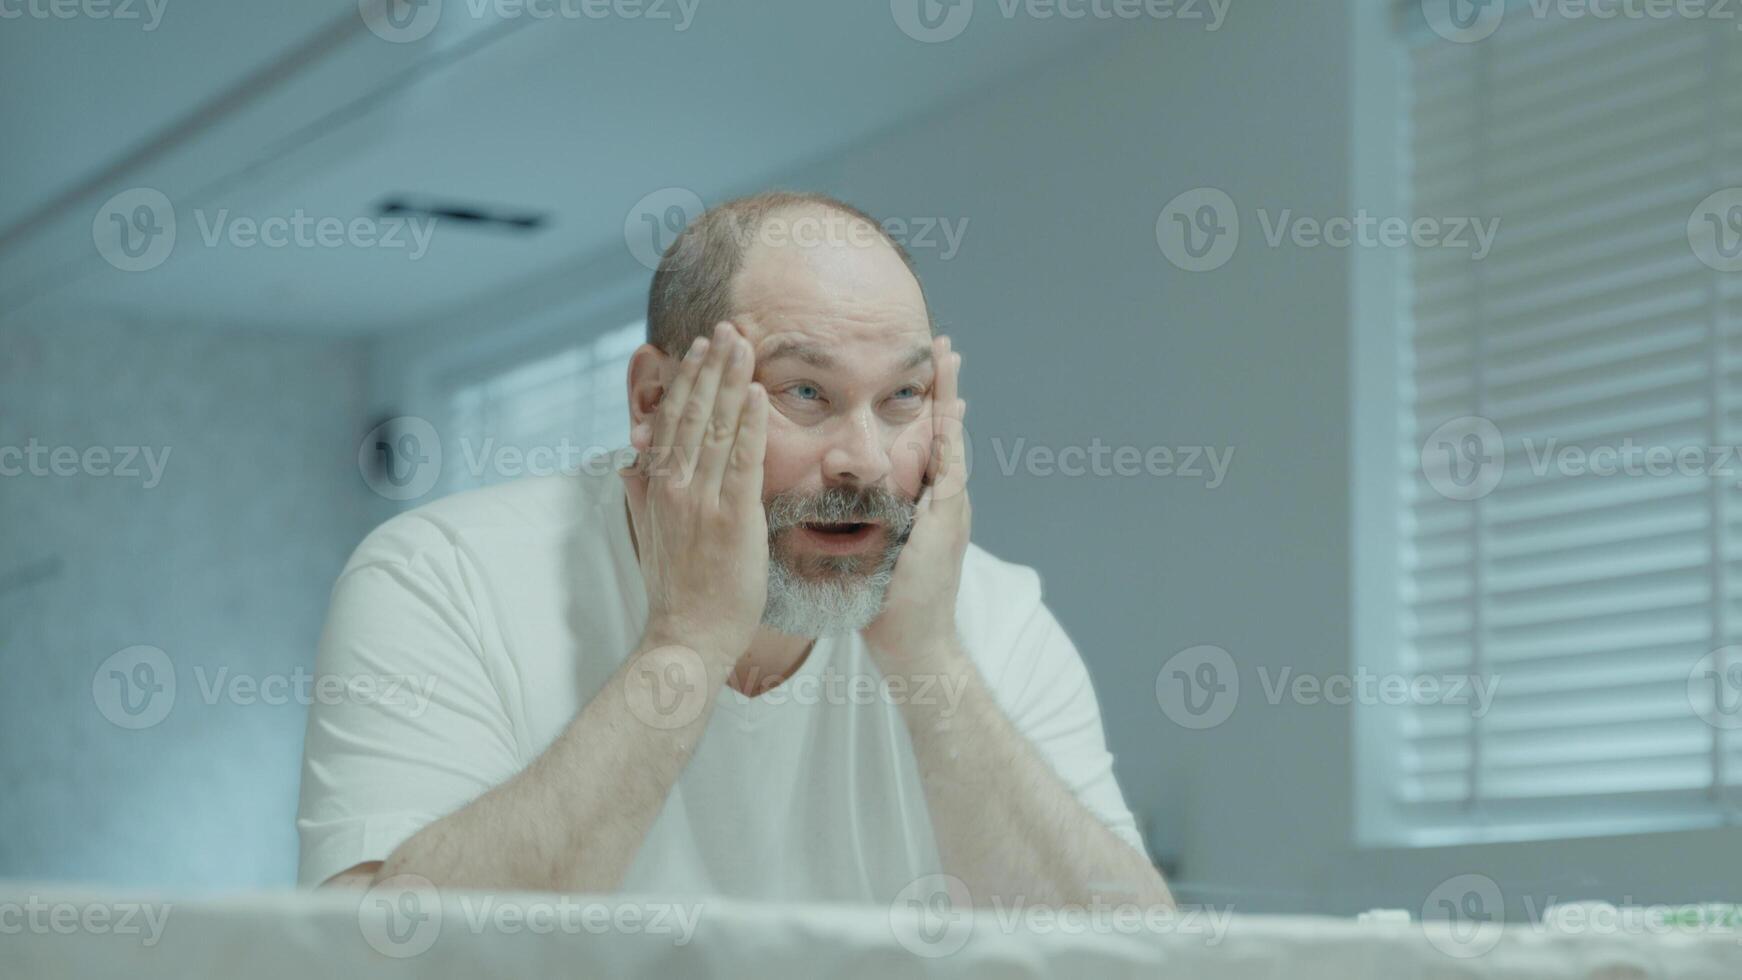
0 313 373 890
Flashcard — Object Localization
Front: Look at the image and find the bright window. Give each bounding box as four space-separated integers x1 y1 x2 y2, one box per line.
1379 7 1742 844
441 321 643 495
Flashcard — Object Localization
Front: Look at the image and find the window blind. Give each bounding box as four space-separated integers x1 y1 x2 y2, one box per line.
442 320 643 495
1396 9 1742 839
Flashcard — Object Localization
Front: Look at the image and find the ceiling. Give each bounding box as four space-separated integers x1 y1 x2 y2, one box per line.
0 0 1122 335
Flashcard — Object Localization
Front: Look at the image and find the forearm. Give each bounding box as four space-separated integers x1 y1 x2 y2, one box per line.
377 633 731 892
892 638 1173 909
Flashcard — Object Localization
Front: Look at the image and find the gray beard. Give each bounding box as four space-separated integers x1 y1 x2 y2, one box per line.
758 483 916 637
760 534 903 637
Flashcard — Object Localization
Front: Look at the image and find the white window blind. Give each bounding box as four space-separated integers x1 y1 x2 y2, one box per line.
1394 10 1742 841
442 320 643 495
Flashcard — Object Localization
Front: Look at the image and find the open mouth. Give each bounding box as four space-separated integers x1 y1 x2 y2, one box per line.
796 521 883 554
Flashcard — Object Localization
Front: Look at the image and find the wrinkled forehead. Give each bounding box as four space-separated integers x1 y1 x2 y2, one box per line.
728 216 932 355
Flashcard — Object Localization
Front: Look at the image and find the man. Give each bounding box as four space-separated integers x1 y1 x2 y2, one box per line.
296 191 1171 908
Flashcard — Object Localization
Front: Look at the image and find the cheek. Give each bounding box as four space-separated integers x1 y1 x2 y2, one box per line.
759 418 814 498
887 415 934 496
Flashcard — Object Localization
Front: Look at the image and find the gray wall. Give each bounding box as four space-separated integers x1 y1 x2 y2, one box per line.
0 313 373 890
800 9 1357 910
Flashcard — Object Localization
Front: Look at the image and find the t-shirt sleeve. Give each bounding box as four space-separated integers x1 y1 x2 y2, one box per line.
295 525 522 887
990 587 1151 863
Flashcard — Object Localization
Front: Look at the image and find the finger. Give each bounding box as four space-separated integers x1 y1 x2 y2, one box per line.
672 322 735 483
621 451 650 536
934 336 958 410
722 382 768 511
649 335 709 478
929 344 969 502
698 328 754 496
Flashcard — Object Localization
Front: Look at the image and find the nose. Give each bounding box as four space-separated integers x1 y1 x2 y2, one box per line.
822 407 893 487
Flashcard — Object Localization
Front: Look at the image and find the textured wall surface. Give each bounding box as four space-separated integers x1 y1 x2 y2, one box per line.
0 314 373 890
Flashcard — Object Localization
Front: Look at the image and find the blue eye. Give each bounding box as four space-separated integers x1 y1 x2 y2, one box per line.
892 385 920 399
792 384 821 400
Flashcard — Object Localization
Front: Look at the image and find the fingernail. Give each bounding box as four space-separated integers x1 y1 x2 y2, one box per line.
730 340 745 365
686 337 705 361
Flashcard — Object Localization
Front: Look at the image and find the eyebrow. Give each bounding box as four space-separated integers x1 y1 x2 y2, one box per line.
759 340 933 373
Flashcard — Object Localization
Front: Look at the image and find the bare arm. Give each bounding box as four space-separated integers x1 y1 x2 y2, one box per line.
371 634 736 891
892 639 1172 908
368 323 769 892
866 337 1171 909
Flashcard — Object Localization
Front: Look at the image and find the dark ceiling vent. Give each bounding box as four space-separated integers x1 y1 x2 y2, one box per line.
376 196 547 233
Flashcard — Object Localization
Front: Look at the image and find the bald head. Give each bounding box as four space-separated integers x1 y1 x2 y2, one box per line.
645 191 931 356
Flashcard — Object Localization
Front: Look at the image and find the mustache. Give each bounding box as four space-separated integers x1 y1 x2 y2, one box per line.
765 484 917 536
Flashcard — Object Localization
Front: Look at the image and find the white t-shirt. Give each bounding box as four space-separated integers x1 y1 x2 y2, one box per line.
296 465 1147 900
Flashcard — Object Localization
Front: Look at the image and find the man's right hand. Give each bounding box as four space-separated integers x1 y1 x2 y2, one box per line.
620 321 769 665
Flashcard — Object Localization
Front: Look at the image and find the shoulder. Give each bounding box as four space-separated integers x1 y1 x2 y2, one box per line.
956 540 1044 620
342 468 617 576
953 540 1057 684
